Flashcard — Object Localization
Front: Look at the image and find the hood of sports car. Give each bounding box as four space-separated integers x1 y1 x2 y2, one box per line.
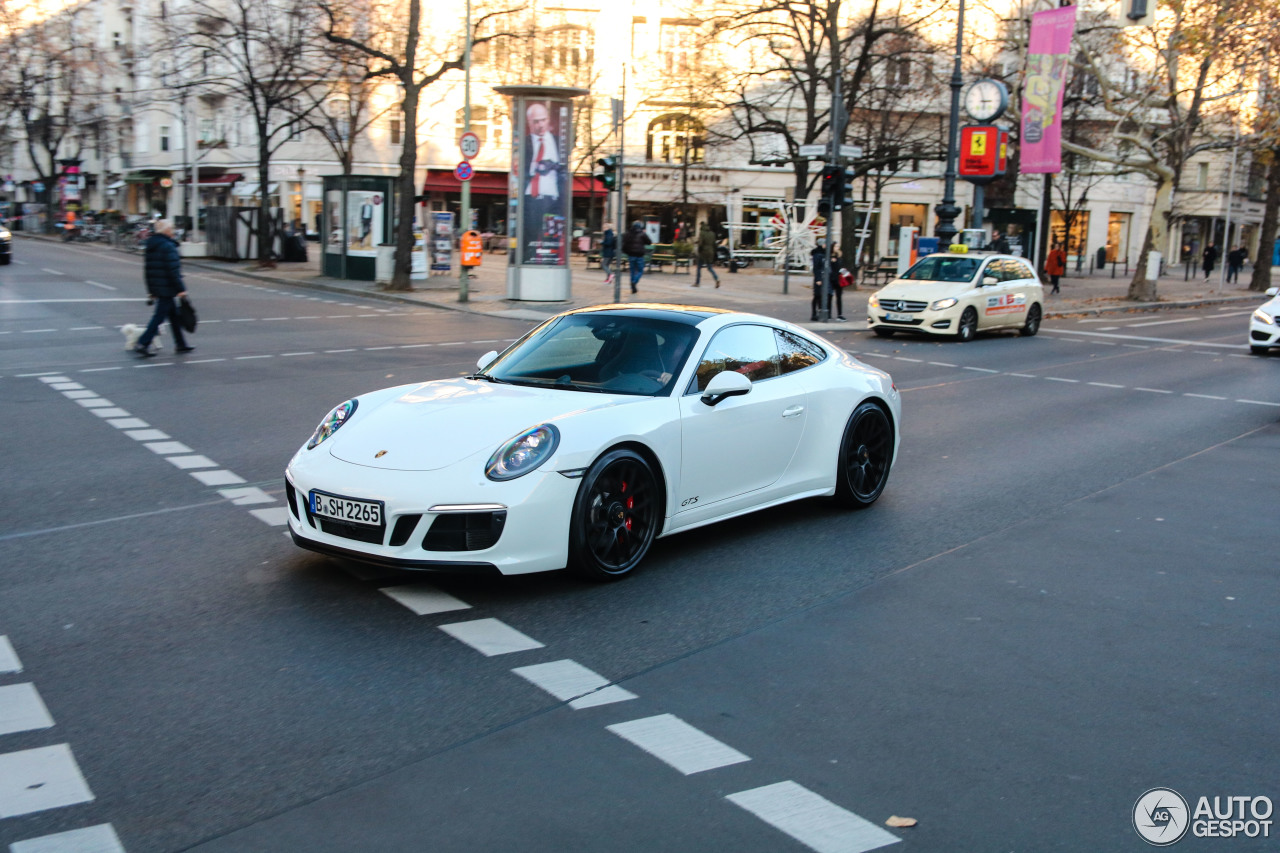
327 378 628 472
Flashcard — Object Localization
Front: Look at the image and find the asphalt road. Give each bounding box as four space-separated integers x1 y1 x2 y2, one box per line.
1 239 1276 853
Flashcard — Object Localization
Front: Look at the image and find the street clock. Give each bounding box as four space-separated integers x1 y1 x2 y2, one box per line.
964 79 1009 123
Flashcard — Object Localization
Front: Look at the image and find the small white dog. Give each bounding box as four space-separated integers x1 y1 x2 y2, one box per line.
121 324 161 351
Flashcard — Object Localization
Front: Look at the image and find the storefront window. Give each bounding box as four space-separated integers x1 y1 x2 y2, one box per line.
1050 210 1090 265
1106 212 1130 263
888 203 926 257
323 189 343 254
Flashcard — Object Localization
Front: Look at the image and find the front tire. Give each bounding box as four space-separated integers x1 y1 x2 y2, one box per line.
567 449 660 580
834 402 894 508
956 307 977 342
1020 303 1042 336
1251 345 1270 356
872 327 895 338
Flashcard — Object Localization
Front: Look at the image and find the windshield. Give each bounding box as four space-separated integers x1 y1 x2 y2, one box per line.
900 256 982 283
480 313 700 396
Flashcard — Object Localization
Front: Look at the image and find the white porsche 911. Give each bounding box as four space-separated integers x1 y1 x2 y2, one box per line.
285 305 900 580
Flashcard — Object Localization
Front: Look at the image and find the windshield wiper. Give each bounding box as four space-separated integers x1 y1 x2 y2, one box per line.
465 373 513 384
551 376 608 393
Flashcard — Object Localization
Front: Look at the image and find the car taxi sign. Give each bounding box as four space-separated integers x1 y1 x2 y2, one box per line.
453 161 474 182
949 244 970 253
459 131 481 161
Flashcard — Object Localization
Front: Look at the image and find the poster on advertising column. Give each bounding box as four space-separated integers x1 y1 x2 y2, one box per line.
518 99 570 266
1021 5 1077 174
430 211 454 273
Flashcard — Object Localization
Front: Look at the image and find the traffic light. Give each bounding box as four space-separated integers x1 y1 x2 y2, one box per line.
595 156 618 190
820 165 840 205
841 166 855 210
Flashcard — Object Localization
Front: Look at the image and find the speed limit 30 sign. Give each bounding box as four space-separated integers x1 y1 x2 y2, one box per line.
459 131 481 160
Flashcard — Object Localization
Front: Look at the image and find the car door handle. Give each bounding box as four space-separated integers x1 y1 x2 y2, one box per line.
782 405 805 418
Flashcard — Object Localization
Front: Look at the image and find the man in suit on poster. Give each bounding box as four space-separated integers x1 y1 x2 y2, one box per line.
522 101 564 263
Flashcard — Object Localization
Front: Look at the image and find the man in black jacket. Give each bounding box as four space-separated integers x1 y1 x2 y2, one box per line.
621 221 652 294
135 220 192 356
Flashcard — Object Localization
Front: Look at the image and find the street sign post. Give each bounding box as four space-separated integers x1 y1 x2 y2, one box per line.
798 144 826 158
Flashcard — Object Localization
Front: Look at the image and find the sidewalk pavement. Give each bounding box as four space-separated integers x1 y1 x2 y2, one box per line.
23 232 1277 332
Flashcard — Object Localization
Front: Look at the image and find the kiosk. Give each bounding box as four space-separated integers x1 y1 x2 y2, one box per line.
320 175 396 281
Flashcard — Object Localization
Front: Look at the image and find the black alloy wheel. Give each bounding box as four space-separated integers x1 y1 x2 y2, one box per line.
956 307 978 342
835 402 894 508
1020 303 1042 336
568 449 660 580
873 327 896 338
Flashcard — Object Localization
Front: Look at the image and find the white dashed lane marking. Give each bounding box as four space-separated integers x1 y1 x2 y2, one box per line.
9 824 126 853
0 683 55 735
379 585 472 616
727 781 900 853
438 618 545 656
607 714 751 775
0 744 95 819
512 660 637 709
0 635 22 673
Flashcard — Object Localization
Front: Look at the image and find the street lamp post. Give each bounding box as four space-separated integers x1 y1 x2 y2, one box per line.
934 0 966 247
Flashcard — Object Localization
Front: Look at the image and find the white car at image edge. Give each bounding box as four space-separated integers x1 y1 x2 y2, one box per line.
285 304 900 580
1249 287 1280 355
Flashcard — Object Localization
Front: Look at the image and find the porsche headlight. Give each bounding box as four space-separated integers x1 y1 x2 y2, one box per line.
306 399 358 450
931 297 958 311
1253 308 1275 326
486 424 560 481
867 294 880 308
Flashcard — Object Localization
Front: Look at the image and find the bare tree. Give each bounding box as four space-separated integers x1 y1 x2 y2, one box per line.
1052 0 1266 300
0 1 110 231
168 0 335 265
320 0 521 291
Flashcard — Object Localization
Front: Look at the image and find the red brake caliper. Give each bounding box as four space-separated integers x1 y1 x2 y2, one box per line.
622 481 632 532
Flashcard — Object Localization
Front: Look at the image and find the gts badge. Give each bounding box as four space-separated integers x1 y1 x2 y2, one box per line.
681 496 699 507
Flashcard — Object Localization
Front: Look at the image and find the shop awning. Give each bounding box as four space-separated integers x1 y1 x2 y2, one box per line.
420 170 603 197
124 171 171 184
232 183 279 196
181 173 244 185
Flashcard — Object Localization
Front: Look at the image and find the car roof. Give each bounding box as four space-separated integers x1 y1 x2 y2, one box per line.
563 303 732 326
919 252 1027 262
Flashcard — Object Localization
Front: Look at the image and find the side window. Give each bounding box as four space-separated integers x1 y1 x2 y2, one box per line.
690 324 781 392
1011 260 1036 281
986 260 1013 282
775 329 826 375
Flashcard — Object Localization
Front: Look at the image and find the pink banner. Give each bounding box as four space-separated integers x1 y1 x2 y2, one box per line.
1021 6 1077 174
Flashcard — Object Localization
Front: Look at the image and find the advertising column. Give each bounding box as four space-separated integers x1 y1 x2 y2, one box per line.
495 85 588 301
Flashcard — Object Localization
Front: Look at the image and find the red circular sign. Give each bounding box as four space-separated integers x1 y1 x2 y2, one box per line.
454 161 474 182
459 132 481 161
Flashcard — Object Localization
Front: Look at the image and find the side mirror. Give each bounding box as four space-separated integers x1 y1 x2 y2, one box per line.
700 370 752 406
1267 287 1279 297
982 276 1000 286
476 350 499 371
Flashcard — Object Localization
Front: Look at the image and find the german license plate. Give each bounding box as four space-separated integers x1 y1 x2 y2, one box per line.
885 312 913 322
310 490 383 526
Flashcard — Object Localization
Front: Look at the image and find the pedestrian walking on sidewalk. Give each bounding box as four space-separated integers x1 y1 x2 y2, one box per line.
1045 242 1067 294
826 244 846 320
1202 243 1218 280
621 221 651 294
693 223 720 288
810 242 827 321
135 220 192 357
1226 245 1247 284
600 221 617 285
